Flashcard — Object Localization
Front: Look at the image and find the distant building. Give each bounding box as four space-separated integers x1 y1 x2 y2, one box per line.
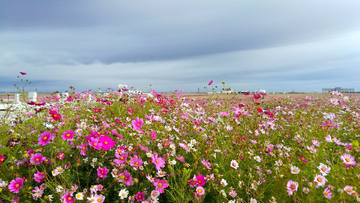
322 87 354 93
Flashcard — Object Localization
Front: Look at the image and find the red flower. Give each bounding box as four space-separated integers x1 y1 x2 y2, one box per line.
20 72 26 75
257 108 263 113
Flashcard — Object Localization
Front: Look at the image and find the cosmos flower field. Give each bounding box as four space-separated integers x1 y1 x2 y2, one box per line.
0 88 359 203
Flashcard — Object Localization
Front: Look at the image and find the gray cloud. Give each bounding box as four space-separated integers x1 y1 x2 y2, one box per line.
1 0 360 93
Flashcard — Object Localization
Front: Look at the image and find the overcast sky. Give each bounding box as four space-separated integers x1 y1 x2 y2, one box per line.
1 0 360 93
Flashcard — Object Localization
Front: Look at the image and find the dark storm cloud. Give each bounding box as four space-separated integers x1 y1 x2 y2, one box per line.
1 0 360 92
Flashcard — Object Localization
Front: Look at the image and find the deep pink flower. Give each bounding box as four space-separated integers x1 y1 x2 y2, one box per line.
61 193 75 203
76 143 87 156
61 130 74 140
38 131 55 146
154 179 169 194
0 155 6 164
195 174 206 187
99 136 115 150
8 178 24 193
150 130 157 139
129 155 143 168
20 72 26 75
135 192 145 202
299 155 308 163
30 153 44 165
208 80 213 85
97 167 109 179
151 153 166 171
131 117 143 131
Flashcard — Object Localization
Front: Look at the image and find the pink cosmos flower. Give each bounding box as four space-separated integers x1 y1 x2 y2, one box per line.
201 159 211 170
340 153 356 166
114 152 128 165
135 192 145 201
57 153 65 160
229 189 237 198
344 185 354 195
119 170 133 186
323 188 333 199
33 171 46 183
176 155 185 162
286 180 298 195
8 178 24 193
196 186 205 196
20 72 26 75
38 131 55 146
154 179 169 194
208 80 213 85
97 167 109 179
129 155 143 168
314 174 327 188
299 155 308 163
88 137 103 150
30 153 44 165
131 117 143 131
99 136 115 150
61 193 75 203
11 197 20 203
220 111 230 117
151 153 166 171
150 130 157 139
76 143 87 156
61 130 74 140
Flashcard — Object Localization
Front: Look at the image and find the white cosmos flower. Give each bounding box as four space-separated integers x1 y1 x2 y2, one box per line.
230 160 239 169
119 188 129 199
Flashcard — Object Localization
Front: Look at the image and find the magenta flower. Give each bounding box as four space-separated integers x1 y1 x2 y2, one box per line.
131 117 143 131
130 155 143 168
97 167 109 179
135 192 145 201
208 80 213 85
99 136 115 151
61 193 75 203
299 155 308 163
38 131 55 146
0 155 6 164
61 130 74 140
153 179 169 194
20 72 26 75
8 178 24 193
30 153 44 165
195 174 206 187
151 153 166 171
340 153 356 166
150 130 157 139
286 180 298 195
